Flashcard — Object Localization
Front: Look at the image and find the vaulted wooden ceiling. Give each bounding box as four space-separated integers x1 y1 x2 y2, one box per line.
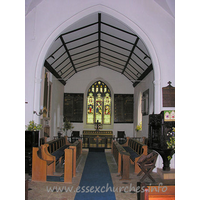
44 13 153 87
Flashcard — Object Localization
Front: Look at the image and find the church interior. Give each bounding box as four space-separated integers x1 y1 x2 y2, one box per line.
25 0 176 199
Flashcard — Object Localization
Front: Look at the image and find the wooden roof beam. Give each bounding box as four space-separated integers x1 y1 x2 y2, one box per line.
98 13 101 66
122 37 139 74
60 36 77 73
133 64 153 87
44 60 66 85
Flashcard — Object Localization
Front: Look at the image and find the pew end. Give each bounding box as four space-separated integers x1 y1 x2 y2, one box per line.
32 147 54 181
64 148 73 183
120 151 130 180
41 144 56 173
31 137 82 183
112 140 130 180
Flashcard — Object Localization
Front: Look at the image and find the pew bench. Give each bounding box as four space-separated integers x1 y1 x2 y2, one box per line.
43 138 82 176
40 136 47 145
142 137 148 145
122 137 148 173
112 140 130 180
32 138 83 182
46 139 82 183
46 137 70 163
137 182 175 200
32 147 55 181
51 144 69 162
32 136 70 175
32 146 71 182
47 137 69 153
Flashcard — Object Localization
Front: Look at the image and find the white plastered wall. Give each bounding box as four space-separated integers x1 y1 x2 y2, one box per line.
134 71 154 138
64 66 134 137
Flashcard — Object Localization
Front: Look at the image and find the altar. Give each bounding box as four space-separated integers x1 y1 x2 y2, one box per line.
82 130 113 150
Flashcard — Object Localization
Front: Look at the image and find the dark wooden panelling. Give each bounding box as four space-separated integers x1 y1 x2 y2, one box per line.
64 93 84 122
114 94 134 123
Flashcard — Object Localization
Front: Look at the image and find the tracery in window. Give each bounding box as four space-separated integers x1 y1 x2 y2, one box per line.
87 80 111 125
104 93 111 124
87 93 94 124
95 93 103 123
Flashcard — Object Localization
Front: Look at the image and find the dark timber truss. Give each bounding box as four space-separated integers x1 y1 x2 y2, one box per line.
44 13 153 87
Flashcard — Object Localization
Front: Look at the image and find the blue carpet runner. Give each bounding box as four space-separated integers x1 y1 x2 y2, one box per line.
74 152 116 200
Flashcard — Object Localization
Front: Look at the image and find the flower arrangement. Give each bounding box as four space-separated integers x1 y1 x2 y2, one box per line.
166 127 175 160
63 119 74 131
135 122 142 132
25 120 43 131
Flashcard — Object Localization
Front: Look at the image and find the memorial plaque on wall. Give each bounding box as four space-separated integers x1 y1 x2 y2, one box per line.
64 93 83 122
162 82 175 107
114 94 134 123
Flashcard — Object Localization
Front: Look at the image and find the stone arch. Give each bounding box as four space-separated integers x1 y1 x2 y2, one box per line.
34 4 161 122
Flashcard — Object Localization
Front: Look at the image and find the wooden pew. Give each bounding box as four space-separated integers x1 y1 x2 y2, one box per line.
63 139 82 183
32 137 82 183
142 137 148 145
122 137 148 173
69 139 82 177
32 147 55 181
32 136 70 179
46 136 70 154
64 148 73 183
120 151 130 180
112 140 130 180
45 137 81 169
44 136 70 169
138 182 175 200
112 140 125 173
40 144 56 173
40 136 47 145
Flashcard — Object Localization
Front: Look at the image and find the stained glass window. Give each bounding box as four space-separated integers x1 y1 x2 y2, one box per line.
86 93 94 123
87 80 111 125
104 93 111 124
95 93 103 123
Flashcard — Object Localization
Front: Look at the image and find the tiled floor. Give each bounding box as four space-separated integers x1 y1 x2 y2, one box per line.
26 149 174 200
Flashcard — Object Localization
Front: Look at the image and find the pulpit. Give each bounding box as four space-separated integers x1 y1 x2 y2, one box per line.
148 111 175 171
82 130 113 150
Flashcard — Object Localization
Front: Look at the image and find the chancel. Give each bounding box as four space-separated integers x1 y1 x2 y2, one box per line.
25 1 175 200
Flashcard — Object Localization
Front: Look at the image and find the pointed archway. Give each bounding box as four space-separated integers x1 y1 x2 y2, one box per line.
33 4 161 123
